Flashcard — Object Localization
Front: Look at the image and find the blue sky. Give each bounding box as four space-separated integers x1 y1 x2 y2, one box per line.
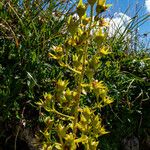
107 0 150 36
82 0 150 47
106 0 150 47
82 0 149 39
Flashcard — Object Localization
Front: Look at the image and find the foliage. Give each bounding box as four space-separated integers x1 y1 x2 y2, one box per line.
96 46 150 150
0 0 149 149
0 0 69 147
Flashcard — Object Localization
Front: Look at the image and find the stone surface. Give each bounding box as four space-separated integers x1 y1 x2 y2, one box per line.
122 136 139 150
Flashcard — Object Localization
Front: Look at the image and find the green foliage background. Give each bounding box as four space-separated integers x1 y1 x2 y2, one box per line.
0 0 150 149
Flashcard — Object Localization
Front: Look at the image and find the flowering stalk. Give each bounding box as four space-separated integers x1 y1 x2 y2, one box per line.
36 0 113 149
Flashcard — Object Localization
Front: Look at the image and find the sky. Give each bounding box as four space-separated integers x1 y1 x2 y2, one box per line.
106 0 150 46
79 0 150 48
81 0 150 47
107 0 150 32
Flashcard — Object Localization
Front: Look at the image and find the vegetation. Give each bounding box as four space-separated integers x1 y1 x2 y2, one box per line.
0 0 149 150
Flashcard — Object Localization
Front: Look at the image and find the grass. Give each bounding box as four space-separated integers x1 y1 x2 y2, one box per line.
0 0 149 149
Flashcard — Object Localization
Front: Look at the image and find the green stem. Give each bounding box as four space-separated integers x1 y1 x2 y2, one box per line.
90 5 94 28
73 44 88 136
52 109 74 119
65 46 69 64
45 107 74 120
58 134 64 148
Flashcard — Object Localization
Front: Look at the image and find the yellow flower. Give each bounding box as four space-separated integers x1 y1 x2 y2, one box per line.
99 126 109 135
65 133 75 142
96 0 112 14
103 96 113 104
92 80 106 90
99 46 111 55
75 134 88 144
54 143 62 150
82 107 92 116
43 92 52 101
98 0 106 6
52 45 63 53
92 80 108 98
67 38 77 46
57 79 69 91
88 138 99 150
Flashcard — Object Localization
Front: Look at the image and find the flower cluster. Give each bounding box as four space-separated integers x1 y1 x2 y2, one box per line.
37 0 112 149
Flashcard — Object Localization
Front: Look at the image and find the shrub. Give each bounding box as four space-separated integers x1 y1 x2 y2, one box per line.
0 0 68 147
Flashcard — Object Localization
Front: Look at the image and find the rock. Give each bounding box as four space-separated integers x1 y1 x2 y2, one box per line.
122 136 139 150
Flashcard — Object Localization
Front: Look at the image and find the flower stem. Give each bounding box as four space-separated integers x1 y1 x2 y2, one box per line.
73 44 88 136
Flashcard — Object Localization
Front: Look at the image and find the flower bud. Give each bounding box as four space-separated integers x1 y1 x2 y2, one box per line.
103 96 113 104
96 0 112 14
43 92 52 101
82 14 91 25
65 88 72 100
87 0 97 6
77 0 86 18
96 4 106 14
57 79 69 91
68 15 79 35
94 29 105 46
80 114 87 123
89 140 99 150
44 116 53 125
79 31 88 44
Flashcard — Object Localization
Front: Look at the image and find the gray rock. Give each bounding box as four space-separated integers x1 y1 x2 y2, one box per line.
122 136 139 150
